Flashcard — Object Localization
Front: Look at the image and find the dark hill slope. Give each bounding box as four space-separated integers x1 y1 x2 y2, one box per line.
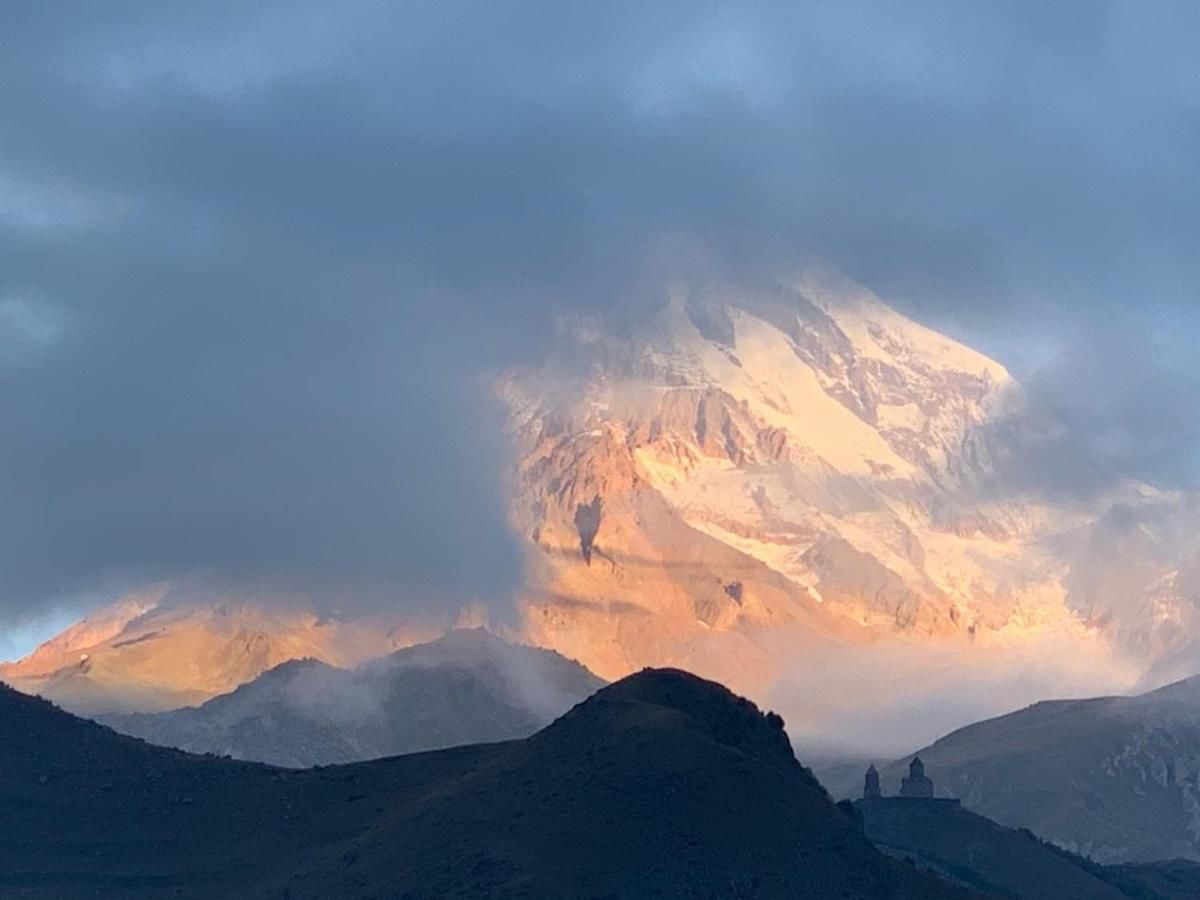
858 799 1200 900
0 670 981 899
275 668 982 899
0 680 510 898
858 799 1128 899
1104 860 1200 899
102 629 604 767
879 676 1200 862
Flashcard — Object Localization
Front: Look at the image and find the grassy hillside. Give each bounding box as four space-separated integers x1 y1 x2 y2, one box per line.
0 669 981 899
858 799 1126 899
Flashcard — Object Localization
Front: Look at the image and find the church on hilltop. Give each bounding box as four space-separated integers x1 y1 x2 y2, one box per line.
863 764 881 799
861 757 956 805
899 756 934 798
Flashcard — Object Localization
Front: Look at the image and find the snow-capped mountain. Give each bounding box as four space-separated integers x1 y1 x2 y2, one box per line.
503 270 1200 715
8 269 1200 746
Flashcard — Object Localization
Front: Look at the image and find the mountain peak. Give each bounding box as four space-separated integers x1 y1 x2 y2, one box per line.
504 269 1200 752
544 667 801 774
791 267 1012 385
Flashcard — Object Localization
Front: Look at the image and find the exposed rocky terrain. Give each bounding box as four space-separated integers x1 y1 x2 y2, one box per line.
0 586 427 714
101 629 604 767
502 271 1200 724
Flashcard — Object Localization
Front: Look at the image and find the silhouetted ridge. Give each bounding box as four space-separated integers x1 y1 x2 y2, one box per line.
1 671 981 897
0 680 174 764
550 666 800 770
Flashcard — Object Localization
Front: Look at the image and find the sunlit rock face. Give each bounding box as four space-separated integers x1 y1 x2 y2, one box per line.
0 586 435 715
502 270 1200 714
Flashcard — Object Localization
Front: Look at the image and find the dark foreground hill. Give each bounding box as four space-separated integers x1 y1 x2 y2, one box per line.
857 798 1138 900
101 629 603 767
0 668 980 899
1104 860 1200 900
877 675 1200 863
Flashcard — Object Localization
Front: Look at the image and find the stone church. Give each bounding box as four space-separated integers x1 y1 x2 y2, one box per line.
862 756 943 801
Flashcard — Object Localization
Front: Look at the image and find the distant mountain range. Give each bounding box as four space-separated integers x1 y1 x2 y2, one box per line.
10 269 1200 751
101 629 604 767
0 667 984 899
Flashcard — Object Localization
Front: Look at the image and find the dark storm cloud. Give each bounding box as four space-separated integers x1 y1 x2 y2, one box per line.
1 1 1198 622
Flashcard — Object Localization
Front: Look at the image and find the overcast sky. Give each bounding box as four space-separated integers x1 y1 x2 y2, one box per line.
2 1 1199 652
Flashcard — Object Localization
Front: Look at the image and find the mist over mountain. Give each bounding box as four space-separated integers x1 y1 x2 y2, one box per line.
4 3 1200 779
101 629 604 767
501 271 1200 751
3 4 1199 897
5 1 1200 652
10 271 1200 755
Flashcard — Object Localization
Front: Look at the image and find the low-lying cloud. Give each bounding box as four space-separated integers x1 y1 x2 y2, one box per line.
768 625 1142 758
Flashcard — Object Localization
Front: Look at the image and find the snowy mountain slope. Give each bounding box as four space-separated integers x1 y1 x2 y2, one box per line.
0 588 432 714
502 270 1200 710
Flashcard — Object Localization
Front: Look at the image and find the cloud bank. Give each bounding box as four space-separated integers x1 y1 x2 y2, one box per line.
2 1 1199 629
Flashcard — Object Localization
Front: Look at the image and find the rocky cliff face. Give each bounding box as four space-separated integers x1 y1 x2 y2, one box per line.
501 271 1200 708
0 588 432 714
